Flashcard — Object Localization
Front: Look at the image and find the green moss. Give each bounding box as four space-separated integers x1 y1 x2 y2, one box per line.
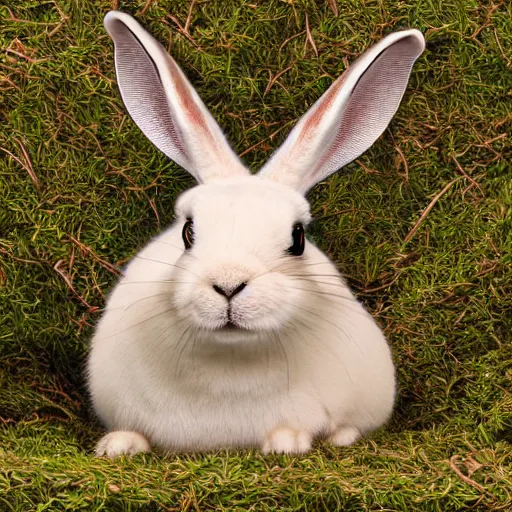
1 0 511 510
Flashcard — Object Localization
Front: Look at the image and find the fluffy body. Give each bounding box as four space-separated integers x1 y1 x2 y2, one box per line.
88 178 395 454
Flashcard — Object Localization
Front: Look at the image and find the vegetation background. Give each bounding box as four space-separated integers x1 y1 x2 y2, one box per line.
1 0 511 510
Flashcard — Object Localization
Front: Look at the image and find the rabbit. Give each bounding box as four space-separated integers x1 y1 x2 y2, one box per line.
87 10 425 458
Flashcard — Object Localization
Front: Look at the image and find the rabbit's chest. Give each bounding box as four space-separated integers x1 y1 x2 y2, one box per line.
128 343 331 447
141 364 330 450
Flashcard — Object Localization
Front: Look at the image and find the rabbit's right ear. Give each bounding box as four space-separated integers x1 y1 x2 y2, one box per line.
258 30 425 194
104 11 249 183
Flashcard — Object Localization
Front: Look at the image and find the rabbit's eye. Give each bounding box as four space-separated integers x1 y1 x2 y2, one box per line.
288 223 305 256
182 219 194 249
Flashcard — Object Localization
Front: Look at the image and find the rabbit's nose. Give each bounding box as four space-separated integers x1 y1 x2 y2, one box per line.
212 282 247 299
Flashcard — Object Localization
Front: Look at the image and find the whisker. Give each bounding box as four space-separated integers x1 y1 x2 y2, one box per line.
105 295 170 313
152 239 183 250
174 325 194 376
302 331 355 385
272 329 291 394
124 293 171 311
288 285 359 305
132 256 201 278
290 274 350 291
290 302 363 354
288 276 352 289
301 261 339 267
284 272 344 279
153 240 200 260
256 266 342 283
118 316 190 374
127 305 176 329
276 259 334 268
271 261 342 275
117 279 193 287
281 314 355 385
101 305 177 340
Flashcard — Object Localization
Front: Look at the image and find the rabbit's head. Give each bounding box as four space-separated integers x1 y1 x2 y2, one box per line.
104 12 424 340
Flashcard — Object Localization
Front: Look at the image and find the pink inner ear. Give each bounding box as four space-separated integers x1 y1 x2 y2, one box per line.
298 74 348 144
258 31 424 193
106 12 251 183
304 38 421 188
114 23 186 162
164 58 211 139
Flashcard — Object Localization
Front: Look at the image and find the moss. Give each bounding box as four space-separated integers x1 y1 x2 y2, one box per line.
1 0 511 510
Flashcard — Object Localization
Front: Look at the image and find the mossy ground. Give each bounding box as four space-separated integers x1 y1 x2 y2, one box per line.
1 0 511 510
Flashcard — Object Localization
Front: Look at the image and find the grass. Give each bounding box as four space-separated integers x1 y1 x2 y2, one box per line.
1 0 511 510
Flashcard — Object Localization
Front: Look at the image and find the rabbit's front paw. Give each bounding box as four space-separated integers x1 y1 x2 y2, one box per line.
95 431 150 458
262 427 312 454
327 426 360 447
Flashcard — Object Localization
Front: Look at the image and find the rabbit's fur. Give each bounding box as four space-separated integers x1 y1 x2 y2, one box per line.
88 11 425 457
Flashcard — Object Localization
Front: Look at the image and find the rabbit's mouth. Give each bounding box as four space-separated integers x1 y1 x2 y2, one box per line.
220 320 246 332
206 319 260 344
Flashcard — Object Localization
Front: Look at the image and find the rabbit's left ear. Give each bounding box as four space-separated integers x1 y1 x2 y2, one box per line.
259 30 425 194
104 11 249 183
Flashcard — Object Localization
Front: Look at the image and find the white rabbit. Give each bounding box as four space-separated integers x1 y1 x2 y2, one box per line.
88 11 425 457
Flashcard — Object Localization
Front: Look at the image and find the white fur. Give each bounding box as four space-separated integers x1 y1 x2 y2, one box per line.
88 12 425 456
262 427 312 454
95 431 150 458
88 178 395 454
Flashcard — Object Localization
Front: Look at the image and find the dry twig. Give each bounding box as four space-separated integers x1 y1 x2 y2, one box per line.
1 138 39 188
404 178 461 244
449 455 486 493
305 13 318 57
54 260 93 310
68 236 121 276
